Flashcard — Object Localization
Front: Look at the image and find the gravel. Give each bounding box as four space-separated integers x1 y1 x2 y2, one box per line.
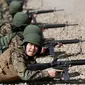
2 0 85 85
27 0 85 85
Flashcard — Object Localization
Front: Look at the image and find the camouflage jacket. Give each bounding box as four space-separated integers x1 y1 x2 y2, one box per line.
0 32 23 54
10 46 49 81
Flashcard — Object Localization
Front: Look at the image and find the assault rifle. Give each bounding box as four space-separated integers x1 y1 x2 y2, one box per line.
12 22 78 32
1 79 85 84
27 59 85 81
43 38 85 56
32 23 78 31
26 8 64 23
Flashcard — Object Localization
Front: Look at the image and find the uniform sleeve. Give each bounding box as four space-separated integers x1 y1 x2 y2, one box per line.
9 32 23 48
0 33 15 51
11 48 49 81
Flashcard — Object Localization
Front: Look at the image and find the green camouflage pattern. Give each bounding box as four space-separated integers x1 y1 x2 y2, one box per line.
0 23 12 37
11 47 49 81
0 47 20 82
0 33 16 49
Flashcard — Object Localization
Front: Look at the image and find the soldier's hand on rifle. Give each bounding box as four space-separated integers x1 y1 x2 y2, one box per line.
46 68 63 78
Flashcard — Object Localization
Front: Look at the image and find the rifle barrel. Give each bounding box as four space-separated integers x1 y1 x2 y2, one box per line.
53 59 85 67
29 9 64 15
35 10 56 14
43 23 78 28
44 24 66 28
69 59 85 66
56 39 80 44
66 24 78 26
44 39 80 46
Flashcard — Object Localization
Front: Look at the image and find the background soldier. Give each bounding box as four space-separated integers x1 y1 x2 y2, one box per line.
9 0 23 17
0 0 25 37
0 29 63 82
0 25 43 54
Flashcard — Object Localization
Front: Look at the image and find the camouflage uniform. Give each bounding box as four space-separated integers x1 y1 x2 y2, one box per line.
0 33 49 82
0 0 12 37
0 46 49 82
0 24 43 54
11 33 49 81
0 7 32 52
11 46 49 81
0 0 24 37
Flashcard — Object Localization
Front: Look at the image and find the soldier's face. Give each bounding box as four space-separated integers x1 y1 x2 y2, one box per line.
26 43 39 56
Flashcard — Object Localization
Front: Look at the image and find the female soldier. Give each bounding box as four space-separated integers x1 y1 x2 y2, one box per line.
11 33 59 81
0 33 62 82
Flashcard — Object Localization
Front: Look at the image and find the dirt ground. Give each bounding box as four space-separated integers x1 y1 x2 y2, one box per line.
23 0 85 85
4 0 85 85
